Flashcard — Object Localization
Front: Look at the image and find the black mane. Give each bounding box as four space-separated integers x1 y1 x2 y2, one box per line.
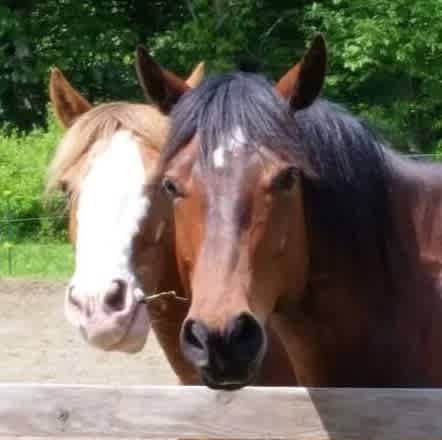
164 72 397 268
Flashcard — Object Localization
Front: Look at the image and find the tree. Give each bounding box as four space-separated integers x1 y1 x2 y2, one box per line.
304 0 442 152
0 0 164 129
148 0 309 77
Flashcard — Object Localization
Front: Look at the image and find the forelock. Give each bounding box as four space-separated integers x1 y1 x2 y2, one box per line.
163 73 300 169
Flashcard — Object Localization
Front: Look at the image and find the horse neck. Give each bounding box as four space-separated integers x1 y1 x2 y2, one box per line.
273 238 397 386
386 157 442 384
272 157 442 386
389 156 442 279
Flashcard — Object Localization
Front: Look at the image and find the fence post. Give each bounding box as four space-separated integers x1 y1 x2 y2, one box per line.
2 191 13 275
6 197 12 275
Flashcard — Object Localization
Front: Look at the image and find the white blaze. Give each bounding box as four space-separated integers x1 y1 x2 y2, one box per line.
213 147 225 168
212 126 246 168
72 130 149 293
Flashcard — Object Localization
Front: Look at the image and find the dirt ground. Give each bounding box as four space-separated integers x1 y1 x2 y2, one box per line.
0 278 177 385
0 278 178 439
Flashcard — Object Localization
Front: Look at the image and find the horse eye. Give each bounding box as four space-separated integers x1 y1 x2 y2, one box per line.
162 178 181 199
272 167 299 192
59 180 73 199
59 180 69 194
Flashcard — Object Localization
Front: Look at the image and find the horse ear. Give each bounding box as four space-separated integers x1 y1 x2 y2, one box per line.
275 35 327 111
135 45 190 114
185 62 205 88
49 68 92 128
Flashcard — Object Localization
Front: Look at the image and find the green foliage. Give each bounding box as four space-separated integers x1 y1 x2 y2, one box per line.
304 0 442 152
0 110 66 241
149 0 260 73
0 0 170 129
0 0 311 128
149 0 309 77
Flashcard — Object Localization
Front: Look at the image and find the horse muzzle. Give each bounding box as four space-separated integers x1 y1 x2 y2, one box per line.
65 280 150 353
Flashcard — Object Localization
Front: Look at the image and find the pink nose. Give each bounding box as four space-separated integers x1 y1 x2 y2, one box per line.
65 280 147 351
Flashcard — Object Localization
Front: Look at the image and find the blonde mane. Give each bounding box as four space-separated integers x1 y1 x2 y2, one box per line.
47 102 168 193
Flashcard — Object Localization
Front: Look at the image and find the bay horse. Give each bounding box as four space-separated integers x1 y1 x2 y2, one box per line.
139 36 442 390
47 58 296 386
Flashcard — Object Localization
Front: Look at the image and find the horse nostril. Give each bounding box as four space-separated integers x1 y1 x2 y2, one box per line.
180 319 209 367
227 313 265 363
185 323 205 350
103 280 127 312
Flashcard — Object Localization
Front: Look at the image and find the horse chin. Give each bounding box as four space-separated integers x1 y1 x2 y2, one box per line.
199 366 258 391
105 302 151 353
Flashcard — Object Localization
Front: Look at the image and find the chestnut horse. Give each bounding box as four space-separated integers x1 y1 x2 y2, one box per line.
139 35 442 390
47 59 296 386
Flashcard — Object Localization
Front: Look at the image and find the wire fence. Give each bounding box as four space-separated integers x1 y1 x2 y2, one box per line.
1 153 441 277
0 192 70 277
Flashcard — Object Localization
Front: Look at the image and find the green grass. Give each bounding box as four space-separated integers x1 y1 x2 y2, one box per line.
0 111 66 241
0 242 73 279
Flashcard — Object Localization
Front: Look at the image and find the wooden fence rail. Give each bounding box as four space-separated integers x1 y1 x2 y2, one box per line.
0 384 442 439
